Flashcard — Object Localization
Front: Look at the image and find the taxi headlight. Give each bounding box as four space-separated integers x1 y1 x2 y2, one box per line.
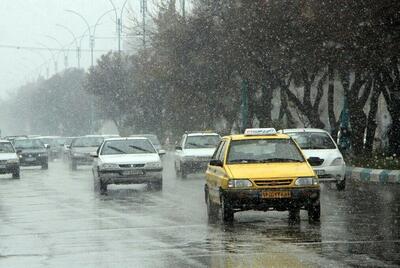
295 177 318 186
7 159 19 164
331 157 344 166
100 163 118 170
228 179 253 188
146 162 162 168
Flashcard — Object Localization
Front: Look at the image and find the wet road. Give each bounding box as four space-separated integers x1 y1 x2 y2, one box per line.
0 155 399 267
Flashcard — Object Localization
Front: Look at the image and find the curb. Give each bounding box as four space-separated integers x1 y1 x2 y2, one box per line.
346 167 400 184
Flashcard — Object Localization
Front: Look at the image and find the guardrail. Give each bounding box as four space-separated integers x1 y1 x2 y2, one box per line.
346 167 400 184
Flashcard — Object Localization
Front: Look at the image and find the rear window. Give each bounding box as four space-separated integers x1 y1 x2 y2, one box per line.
0 142 15 153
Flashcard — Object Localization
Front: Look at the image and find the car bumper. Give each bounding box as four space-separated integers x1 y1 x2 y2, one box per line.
0 163 19 174
99 169 162 185
222 187 320 211
315 165 346 183
181 160 210 171
19 156 48 166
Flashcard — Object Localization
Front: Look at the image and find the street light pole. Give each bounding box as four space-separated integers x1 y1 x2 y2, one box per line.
65 9 93 67
108 0 129 53
45 35 69 69
37 42 58 74
56 24 81 68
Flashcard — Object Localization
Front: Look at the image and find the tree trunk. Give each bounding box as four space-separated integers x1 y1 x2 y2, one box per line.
364 78 381 155
327 65 338 141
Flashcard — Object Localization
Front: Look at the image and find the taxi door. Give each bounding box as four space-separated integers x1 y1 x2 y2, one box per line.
206 139 229 205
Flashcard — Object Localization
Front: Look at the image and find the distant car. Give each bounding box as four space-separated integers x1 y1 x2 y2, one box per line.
0 140 20 178
4 135 28 143
68 135 105 170
92 137 164 193
130 134 163 152
174 132 221 178
13 138 48 169
279 128 346 191
36 136 62 161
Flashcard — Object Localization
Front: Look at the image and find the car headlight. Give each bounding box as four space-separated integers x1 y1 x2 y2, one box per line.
38 153 48 157
295 177 318 186
100 163 119 170
228 179 253 188
146 162 162 168
331 157 344 166
7 159 19 164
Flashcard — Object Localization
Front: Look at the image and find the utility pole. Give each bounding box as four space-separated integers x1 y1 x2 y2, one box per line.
181 0 185 18
56 24 81 68
108 0 129 54
141 0 147 49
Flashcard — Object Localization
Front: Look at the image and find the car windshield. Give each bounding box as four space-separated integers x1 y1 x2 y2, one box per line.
227 139 304 164
132 135 160 146
185 135 220 149
0 143 15 153
72 137 104 148
287 132 337 150
101 139 156 155
14 139 44 150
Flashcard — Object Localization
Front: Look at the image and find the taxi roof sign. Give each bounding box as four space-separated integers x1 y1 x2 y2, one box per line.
244 128 277 136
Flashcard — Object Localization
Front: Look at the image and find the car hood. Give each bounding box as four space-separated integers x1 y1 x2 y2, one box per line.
100 153 160 164
18 149 46 154
301 149 344 167
72 147 98 154
0 153 18 161
226 163 314 179
182 148 216 157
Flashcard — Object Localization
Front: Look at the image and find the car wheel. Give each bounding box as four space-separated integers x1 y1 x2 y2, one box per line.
71 161 77 171
206 190 218 223
41 162 48 170
308 200 321 222
12 169 20 179
336 178 346 191
220 195 234 223
289 207 300 223
181 165 188 179
151 180 163 191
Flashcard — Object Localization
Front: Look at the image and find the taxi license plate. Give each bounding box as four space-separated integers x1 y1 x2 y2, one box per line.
26 157 36 162
123 170 143 176
262 191 291 199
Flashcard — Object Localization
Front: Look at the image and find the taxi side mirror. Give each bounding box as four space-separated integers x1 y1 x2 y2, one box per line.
90 152 98 158
307 157 323 166
209 159 223 167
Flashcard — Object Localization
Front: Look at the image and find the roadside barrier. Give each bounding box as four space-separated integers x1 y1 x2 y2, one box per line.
346 167 400 184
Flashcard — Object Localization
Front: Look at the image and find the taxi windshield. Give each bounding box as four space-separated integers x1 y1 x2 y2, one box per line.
227 139 305 164
185 135 220 149
287 132 336 150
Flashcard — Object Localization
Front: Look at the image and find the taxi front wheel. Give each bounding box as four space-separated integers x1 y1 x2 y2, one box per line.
308 201 321 222
220 195 234 222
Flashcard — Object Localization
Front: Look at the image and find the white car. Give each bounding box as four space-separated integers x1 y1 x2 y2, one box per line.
279 128 346 191
92 137 165 193
175 132 221 178
0 140 20 179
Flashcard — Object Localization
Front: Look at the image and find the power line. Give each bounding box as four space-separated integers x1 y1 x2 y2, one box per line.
0 44 114 53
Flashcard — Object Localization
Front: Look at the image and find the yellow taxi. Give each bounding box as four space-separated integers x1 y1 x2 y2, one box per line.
204 128 320 223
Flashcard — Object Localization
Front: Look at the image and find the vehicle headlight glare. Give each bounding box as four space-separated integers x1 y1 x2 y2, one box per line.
228 179 253 188
331 157 344 166
295 177 318 186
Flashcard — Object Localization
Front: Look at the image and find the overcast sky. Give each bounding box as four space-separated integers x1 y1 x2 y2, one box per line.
0 0 147 98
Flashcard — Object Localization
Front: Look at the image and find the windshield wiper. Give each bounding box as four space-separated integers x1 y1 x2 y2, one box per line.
187 142 202 148
229 159 260 163
107 146 127 154
128 145 153 153
259 158 303 163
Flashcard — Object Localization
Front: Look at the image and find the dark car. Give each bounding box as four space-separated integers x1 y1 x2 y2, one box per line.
13 138 49 169
69 136 105 170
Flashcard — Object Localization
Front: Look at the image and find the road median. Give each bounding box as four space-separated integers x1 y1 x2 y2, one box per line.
346 167 400 184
